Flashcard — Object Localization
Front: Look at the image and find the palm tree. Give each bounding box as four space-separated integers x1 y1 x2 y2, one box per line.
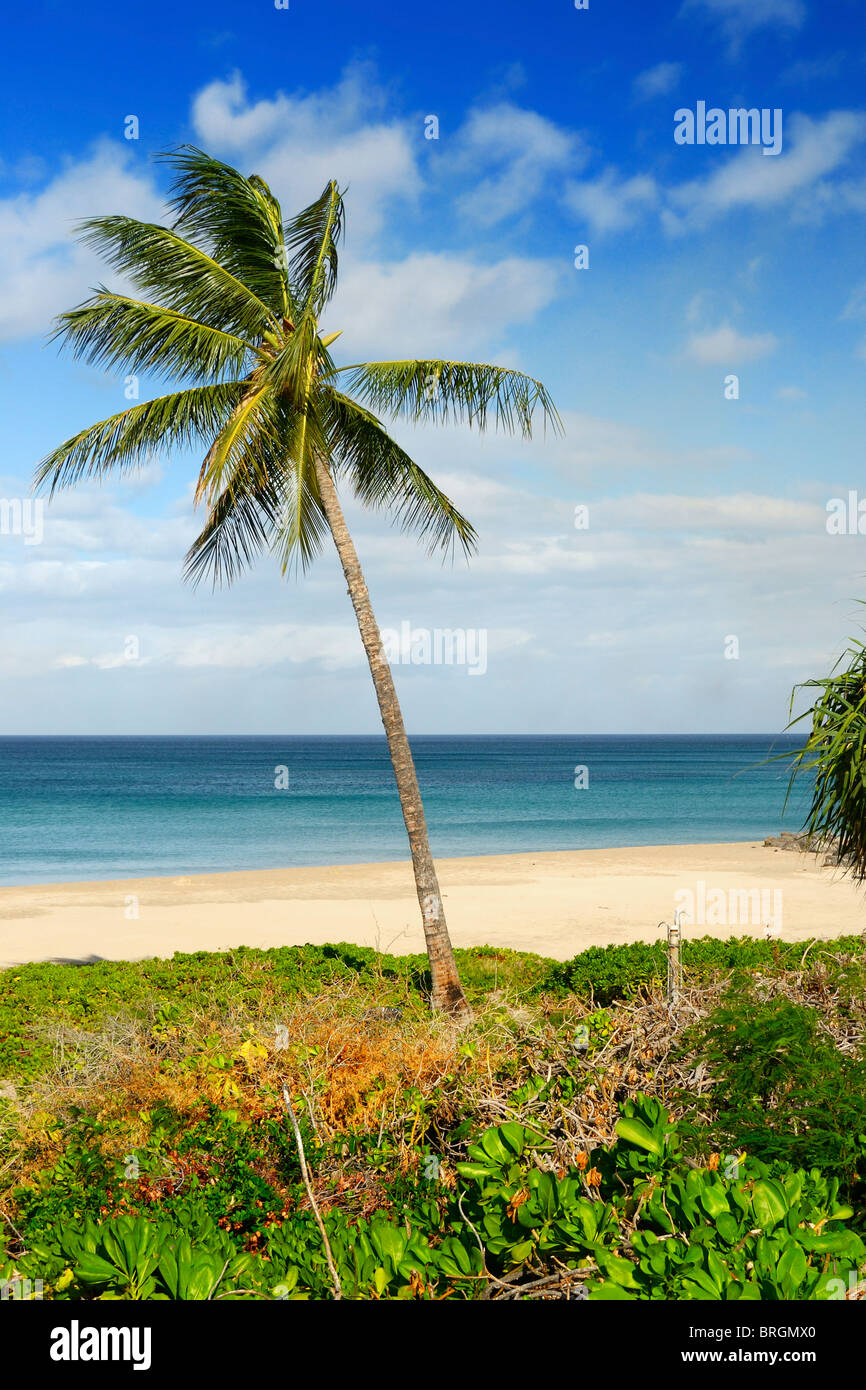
783 632 866 880
34 148 560 1014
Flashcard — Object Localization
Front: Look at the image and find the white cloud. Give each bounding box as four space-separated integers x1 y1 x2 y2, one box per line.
0 559 111 597
633 62 684 101
681 0 806 52
452 102 584 225
191 68 420 243
34 625 360 676
4 435 864 734
564 169 658 234
685 321 777 364
664 111 866 233
474 541 597 576
192 63 391 152
0 142 163 341
172 625 363 671
597 492 821 533
327 252 560 359
40 621 535 677
567 109 866 240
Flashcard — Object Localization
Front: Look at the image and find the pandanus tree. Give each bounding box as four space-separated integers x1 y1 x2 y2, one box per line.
783 633 866 880
35 148 560 1014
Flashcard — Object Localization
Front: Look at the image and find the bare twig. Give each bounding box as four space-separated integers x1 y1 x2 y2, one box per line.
282 1084 343 1301
207 1258 231 1300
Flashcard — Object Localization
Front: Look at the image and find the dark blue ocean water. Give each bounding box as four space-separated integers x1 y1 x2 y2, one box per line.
0 735 807 886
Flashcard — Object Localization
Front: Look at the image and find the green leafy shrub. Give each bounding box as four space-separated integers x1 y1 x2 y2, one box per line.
540 934 866 1005
0 942 554 1081
454 1099 865 1301
678 985 866 1189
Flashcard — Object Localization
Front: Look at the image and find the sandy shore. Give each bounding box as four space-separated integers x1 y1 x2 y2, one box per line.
0 842 863 971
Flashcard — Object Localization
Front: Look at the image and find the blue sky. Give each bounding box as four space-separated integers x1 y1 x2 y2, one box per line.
1 0 866 733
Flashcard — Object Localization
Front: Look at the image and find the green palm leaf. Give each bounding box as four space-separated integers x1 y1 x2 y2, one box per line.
782 634 866 881
323 389 477 557
77 215 278 340
336 359 563 438
273 391 332 572
195 384 277 505
283 180 343 317
184 454 283 588
35 383 246 495
53 290 253 382
271 455 331 574
161 146 294 320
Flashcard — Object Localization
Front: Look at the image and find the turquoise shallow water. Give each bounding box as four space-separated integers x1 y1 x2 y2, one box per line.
0 734 807 886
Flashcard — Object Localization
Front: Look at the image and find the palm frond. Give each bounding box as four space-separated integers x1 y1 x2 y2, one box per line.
337 360 563 439
271 457 331 574
194 385 277 505
283 181 343 316
52 290 253 383
259 313 320 406
184 453 282 589
323 389 477 557
271 398 332 573
160 146 293 320
782 635 866 880
34 383 246 496
76 216 279 340
192 394 330 579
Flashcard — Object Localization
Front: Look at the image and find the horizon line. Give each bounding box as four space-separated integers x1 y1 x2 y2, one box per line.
0 731 797 739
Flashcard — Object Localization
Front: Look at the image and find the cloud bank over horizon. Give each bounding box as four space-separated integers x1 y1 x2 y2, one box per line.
1 0 865 734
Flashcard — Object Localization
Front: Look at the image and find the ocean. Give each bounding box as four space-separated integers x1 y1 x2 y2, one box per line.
0 734 808 887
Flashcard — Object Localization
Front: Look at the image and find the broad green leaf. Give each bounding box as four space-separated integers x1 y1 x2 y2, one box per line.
499 1122 526 1156
776 1243 808 1291
715 1212 740 1245
752 1179 788 1230
479 1129 512 1165
615 1117 663 1157
75 1252 124 1286
590 1281 635 1300
599 1254 639 1288
699 1185 730 1220
454 1162 493 1180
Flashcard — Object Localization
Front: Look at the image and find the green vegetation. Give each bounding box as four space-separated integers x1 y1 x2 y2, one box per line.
1 936 864 1300
678 981 866 1185
783 631 866 879
541 934 857 1004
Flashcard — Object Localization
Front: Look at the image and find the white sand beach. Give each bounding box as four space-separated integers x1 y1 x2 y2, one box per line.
0 841 863 971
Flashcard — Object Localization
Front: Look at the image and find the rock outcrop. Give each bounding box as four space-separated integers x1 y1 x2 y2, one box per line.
763 831 822 852
763 831 852 869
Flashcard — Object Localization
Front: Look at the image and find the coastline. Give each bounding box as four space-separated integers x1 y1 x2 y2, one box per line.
1 840 862 971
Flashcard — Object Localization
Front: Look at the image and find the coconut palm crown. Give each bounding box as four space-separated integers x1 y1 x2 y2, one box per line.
35 147 561 1013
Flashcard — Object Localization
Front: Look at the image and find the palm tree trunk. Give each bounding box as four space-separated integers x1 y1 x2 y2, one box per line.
313 455 470 1016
